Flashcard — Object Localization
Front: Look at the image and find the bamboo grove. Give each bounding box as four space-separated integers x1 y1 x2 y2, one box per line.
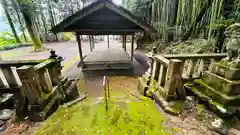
123 0 240 52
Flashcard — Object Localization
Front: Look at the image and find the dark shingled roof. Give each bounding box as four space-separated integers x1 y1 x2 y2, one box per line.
51 0 156 35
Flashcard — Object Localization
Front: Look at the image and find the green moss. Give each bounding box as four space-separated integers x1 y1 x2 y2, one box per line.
165 101 185 115
193 79 240 106
35 98 174 135
145 90 152 97
76 79 86 94
196 104 207 118
171 127 181 133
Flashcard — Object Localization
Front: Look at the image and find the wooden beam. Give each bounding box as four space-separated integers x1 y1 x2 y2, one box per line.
62 29 139 35
163 53 227 60
154 56 170 67
76 33 84 67
131 34 134 61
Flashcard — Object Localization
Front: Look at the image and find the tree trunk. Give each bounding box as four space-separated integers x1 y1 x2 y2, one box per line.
168 0 179 41
182 0 213 41
48 2 58 41
12 0 27 42
38 0 48 42
1 0 21 44
17 1 43 50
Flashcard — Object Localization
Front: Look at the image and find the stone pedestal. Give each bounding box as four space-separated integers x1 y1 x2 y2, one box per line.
212 59 240 80
186 60 240 110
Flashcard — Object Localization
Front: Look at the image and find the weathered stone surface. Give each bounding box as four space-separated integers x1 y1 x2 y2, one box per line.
224 23 240 61
209 118 228 135
212 61 240 80
228 128 240 135
187 81 240 107
0 123 6 133
64 81 79 102
0 93 14 109
0 109 14 121
137 77 149 95
0 120 5 126
202 71 240 96
28 85 65 121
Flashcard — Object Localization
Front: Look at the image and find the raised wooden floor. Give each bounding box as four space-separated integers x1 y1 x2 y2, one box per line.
82 49 132 71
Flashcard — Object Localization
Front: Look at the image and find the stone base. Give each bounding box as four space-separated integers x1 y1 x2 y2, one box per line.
185 84 235 117
186 80 240 107
212 60 240 80
151 90 185 115
202 71 240 96
137 75 150 96
28 85 65 121
138 74 185 115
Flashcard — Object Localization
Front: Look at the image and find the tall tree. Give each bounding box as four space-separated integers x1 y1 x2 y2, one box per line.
17 0 43 50
48 1 58 41
12 0 28 42
1 0 21 44
182 0 213 41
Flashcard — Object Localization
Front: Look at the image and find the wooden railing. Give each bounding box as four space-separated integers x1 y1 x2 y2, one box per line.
0 60 43 89
0 51 65 120
163 53 226 80
149 53 227 100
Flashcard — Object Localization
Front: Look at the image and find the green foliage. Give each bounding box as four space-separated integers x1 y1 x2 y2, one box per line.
146 41 168 52
0 32 17 45
0 32 31 50
63 32 73 41
209 18 235 29
232 0 240 22
169 39 213 54
148 39 213 54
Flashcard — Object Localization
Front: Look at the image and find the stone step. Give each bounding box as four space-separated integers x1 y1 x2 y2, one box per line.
185 83 237 118
189 79 240 107
202 71 240 96
28 85 65 121
212 61 240 80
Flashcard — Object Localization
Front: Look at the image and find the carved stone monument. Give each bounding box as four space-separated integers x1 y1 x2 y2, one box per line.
186 23 240 114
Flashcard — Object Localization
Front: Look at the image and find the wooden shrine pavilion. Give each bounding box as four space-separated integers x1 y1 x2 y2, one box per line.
51 0 155 71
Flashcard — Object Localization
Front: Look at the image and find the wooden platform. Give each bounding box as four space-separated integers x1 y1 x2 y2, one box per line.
82 49 132 71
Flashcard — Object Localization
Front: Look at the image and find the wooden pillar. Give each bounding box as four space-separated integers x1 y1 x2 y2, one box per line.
122 35 126 51
107 35 110 48
17 66 42 105
76 33 84 67
164 59 184 100
131 34 134 61
89 35 93 52
37 68 52 93
91 35 95 50
122 35 124 49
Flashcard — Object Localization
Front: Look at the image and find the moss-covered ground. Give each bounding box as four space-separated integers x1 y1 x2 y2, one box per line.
34 76 175 135
35 97 172 135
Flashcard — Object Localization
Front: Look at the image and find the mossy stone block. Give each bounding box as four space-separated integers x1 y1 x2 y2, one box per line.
202 71 240 96
212 60 240 80
187 80 240 107
137 78 149 95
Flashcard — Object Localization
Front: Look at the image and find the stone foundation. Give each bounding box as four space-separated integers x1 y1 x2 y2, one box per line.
186 60 240 114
